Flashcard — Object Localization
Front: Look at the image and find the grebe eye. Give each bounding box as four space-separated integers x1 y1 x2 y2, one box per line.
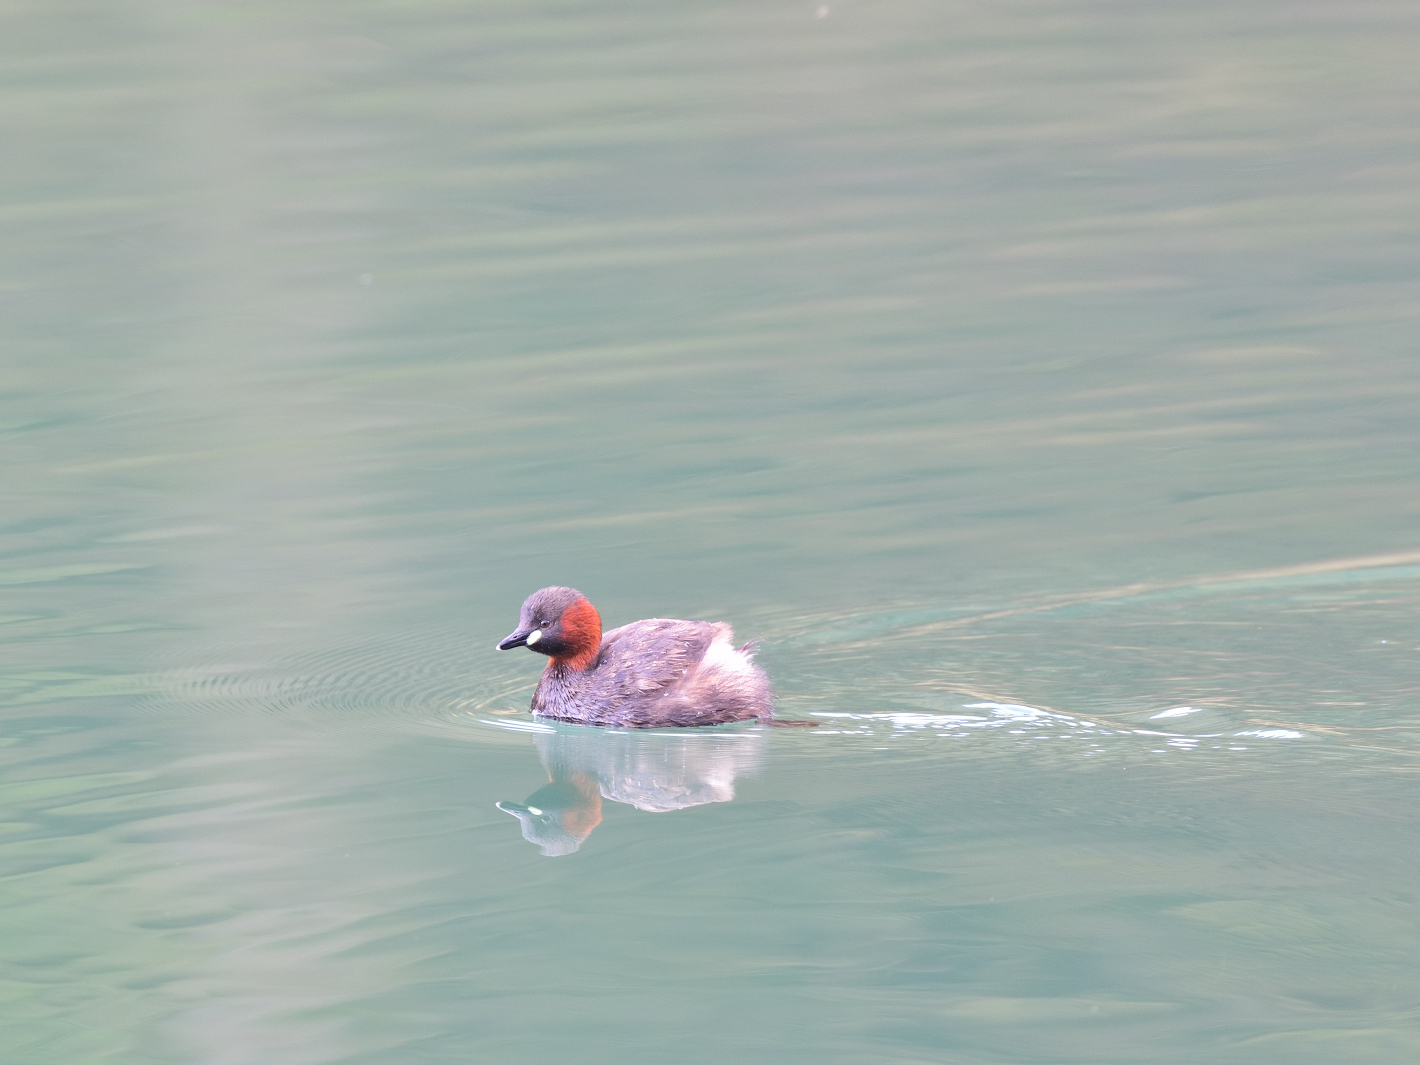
540 620 551 628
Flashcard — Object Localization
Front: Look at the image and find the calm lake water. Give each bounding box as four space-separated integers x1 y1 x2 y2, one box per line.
4 1 1420 1061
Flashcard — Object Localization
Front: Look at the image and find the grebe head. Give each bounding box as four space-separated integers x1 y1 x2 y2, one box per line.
496 586 602 667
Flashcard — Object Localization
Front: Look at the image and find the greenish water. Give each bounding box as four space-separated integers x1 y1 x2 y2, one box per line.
4 1 1420 1061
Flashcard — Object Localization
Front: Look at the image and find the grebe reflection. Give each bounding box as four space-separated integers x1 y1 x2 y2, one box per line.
497 723 765 856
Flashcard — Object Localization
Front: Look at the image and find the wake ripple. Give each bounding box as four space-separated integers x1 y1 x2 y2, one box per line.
148 627 534 735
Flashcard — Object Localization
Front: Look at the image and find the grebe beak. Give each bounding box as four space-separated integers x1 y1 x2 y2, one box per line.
497 628 531 650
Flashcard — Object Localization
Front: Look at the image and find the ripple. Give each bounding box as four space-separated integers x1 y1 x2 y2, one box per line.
774 549 1420 652
805 700 1314 755
141 549 1420 756
147 627 536 737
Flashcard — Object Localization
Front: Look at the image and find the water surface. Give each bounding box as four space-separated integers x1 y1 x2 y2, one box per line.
4 1 1420 1061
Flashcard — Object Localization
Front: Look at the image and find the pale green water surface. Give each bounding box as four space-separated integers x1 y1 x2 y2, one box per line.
4 1 1420 1061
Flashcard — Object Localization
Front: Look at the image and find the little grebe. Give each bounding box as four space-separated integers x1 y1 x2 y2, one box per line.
496 586 773 727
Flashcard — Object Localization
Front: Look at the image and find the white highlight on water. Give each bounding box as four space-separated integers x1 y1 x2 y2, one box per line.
1152 706 1201 719
807 702 1310 747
